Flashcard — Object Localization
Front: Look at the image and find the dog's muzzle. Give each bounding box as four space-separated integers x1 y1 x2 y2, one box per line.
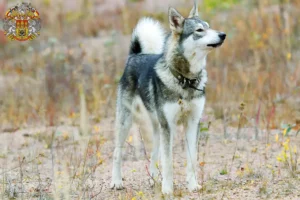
207 32 226 48
218 32 226 40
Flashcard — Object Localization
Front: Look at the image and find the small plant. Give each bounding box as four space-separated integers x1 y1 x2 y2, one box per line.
237 163 255 178
276 126 298 176
281 124 295 137
220 166 228 175
258 181 268 196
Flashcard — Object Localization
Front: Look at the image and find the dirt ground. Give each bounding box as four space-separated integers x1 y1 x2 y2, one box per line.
0 117 300 200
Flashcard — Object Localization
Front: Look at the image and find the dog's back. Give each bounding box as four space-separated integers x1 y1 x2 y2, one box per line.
118 18 167 110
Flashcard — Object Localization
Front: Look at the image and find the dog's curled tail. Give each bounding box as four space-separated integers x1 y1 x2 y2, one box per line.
130 18 165 55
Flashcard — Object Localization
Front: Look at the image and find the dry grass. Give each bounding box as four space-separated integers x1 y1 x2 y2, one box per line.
0 120 300 199
0 0 299 129
0 0 300 199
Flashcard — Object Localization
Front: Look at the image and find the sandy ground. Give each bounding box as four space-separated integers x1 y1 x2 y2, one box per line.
0 117 300 200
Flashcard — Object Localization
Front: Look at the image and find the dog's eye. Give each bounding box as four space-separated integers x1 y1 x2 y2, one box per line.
196 28 204 32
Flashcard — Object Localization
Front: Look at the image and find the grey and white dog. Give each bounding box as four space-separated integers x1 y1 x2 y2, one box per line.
111 0 226 194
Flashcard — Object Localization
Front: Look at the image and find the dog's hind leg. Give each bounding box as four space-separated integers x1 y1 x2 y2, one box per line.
186 97 205 192
149 114 160 186
110 91 133 190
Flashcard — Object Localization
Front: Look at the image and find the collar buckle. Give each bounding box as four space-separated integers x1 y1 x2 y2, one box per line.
170 68 205 93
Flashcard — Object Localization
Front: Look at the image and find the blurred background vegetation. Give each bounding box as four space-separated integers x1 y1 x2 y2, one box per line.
0 0 299 132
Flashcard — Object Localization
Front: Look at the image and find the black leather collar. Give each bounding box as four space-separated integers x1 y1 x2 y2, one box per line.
169 67 205 93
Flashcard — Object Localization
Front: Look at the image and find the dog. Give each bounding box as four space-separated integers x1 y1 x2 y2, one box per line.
110 0 226 194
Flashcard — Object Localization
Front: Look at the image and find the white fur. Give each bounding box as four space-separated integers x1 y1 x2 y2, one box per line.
149 112 160 184
160 97 205 193
182 29 220 74
111 88 133 190
161 102 180 194
132 18 165 54
184 48 208 74
192 29 221 49
185 97 205 191
163 102 181 124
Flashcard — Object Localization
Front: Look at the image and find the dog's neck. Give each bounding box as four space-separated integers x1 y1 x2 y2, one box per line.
164 34 208 79
185 50 208 74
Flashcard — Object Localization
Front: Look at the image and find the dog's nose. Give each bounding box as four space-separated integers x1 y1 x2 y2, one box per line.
218 32 226 40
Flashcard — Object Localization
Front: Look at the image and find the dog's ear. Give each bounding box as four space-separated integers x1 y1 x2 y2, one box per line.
188 0 199 18
169 7 184 33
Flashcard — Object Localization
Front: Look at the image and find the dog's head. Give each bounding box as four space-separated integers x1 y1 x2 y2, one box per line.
169 1 226 55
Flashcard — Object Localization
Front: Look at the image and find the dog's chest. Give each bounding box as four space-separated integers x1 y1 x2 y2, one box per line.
177 99 196 122
177 98 193 112
163 99 196 124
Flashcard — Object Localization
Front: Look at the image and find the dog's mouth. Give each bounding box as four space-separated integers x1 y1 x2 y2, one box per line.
207 41 223 48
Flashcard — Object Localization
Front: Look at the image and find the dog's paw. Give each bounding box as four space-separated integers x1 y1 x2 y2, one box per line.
149 178 156 187
187 182 202 192
110 180 124 190
162 182 173 195
149 174 160 187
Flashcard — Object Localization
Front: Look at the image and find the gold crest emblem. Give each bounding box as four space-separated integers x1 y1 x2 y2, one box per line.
3 2 41 41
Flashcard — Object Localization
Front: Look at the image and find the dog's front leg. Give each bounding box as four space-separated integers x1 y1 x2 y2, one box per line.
158 104 178 195
160 123 174 194
186 97 205 192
